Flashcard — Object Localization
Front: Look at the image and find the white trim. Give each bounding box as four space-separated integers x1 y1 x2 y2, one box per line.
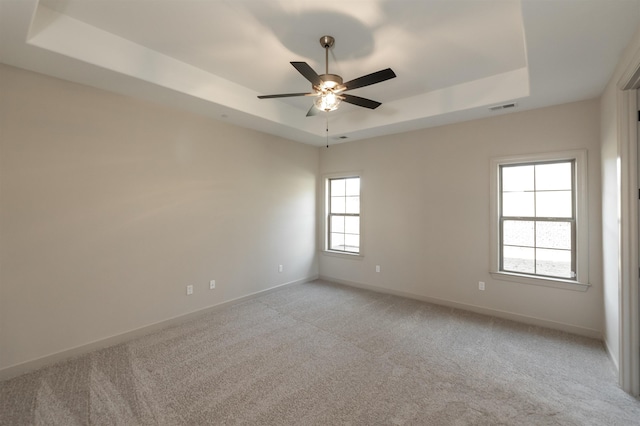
490 271 589 292
321 250 364 260
320 275 602 339
0 275 318 381
615 35 640 396
489 149 590 288
321 171 364 256
616 87 640 396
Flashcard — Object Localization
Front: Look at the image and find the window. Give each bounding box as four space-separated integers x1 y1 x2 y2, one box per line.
490 151 589 290
327 176 360 254
501 161 575 279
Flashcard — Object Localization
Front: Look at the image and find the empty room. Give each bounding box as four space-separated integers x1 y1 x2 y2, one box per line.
2 0 640 424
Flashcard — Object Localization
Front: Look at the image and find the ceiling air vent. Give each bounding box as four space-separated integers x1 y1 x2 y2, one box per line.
489 102 518 112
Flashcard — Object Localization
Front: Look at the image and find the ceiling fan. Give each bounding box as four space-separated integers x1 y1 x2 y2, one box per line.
258 35 396 117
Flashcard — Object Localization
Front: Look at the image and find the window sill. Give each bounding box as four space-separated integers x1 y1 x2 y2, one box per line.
321 250 363 260
490 271 590 292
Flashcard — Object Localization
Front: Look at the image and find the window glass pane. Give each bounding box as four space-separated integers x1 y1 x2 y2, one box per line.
536 248 572 278
502 165 534 192
331 215 344 233
344 234 360 252
503 246 535 274
345 196 360 214
331 196 345 214
536 191 572 218
331 179 345 196
330 233 344 251
536 221 571 250
503 220 534 247
502 192 534 217
345 178 360 196
345 216 359 235
535 163 572 191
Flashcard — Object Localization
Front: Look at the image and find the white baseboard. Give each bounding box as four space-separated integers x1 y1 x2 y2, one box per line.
0 275 318 381
319 275 603 340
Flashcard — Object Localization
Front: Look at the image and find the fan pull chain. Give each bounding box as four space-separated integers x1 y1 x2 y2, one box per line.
326 114 329 148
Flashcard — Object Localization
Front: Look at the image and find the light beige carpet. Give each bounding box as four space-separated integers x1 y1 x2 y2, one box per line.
1 279 639 425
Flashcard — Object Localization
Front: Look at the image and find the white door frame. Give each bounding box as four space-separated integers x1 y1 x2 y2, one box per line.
617 44 640 396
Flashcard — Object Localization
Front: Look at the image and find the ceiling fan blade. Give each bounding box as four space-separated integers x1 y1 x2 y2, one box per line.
258 92 315 99
306 104 320 117
341 94 382 109
291 62 323 86
340 68 396 91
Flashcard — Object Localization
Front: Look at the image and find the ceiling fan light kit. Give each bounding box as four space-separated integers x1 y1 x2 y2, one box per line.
258 35 396 116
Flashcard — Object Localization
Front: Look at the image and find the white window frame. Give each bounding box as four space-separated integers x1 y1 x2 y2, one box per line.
489 150 590 291
322 172 363 258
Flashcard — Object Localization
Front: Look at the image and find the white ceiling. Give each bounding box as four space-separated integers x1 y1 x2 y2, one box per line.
1 0 639 146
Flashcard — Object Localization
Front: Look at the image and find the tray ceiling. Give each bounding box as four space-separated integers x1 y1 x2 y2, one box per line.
1 0 639 145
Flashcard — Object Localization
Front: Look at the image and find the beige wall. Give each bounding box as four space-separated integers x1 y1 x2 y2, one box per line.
319 100 603 336
0 65 319 372
0 61 616 375
600 80 621 367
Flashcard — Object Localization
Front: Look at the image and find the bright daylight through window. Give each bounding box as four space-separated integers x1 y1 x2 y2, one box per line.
328 176 360 254
500 160 575 280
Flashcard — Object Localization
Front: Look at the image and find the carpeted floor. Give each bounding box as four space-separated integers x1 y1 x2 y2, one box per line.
1 279 640 425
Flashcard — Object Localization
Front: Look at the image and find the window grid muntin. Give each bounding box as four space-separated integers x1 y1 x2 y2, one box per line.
499 160 576 280
328 176 360 253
